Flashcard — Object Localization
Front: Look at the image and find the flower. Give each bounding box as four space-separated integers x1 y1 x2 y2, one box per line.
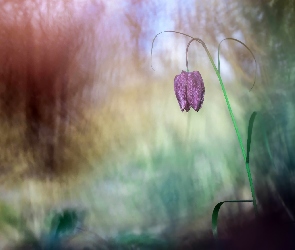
174 70 205 112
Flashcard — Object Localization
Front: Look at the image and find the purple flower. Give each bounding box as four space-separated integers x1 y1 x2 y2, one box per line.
174 70 205 112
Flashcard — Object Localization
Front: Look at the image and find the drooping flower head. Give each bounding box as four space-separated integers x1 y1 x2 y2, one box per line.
174 70 205 112
151 31 259 238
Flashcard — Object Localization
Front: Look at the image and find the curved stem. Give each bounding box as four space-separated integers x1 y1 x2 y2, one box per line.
186 37 257 214
151 31 194 71
218 38 257 91
151 31 258 214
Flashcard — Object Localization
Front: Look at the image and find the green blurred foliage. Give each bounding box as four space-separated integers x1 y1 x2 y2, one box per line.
1 0 295 248
239 0 295 217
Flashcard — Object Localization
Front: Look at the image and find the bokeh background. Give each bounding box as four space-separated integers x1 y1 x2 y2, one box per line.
0 0 294 248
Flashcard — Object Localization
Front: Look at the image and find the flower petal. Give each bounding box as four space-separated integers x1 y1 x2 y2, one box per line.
174 71 190 112
187 71 205 112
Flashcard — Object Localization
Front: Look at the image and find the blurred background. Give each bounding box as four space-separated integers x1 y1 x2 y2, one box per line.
0 0 294 248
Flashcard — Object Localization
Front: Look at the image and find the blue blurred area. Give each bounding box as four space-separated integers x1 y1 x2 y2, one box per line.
0 0 295 249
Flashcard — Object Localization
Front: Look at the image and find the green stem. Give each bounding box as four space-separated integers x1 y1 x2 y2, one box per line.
186 37 258 214
150 31 258 214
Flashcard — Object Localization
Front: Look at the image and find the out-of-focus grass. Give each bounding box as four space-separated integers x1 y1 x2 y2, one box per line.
0 68 252 246
2 0 294 248
69 69 252 238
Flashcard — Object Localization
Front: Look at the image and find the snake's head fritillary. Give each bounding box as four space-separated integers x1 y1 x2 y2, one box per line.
174 71 190 112
174 70 205 112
